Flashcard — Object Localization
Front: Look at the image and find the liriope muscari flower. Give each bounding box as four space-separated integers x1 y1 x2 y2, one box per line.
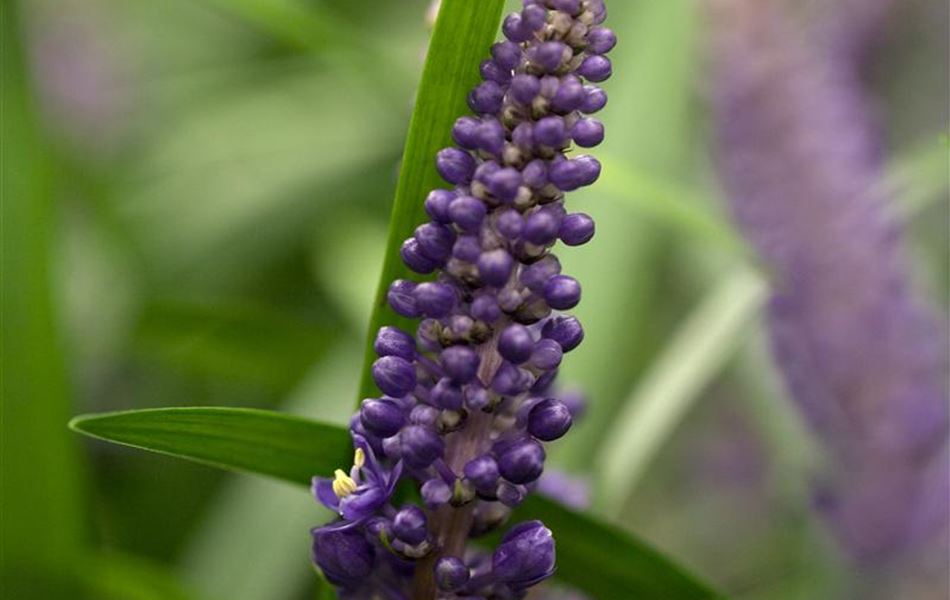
709 0 948 564
310 1 615 597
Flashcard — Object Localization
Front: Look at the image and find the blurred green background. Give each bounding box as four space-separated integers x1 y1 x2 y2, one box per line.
2 0 947 598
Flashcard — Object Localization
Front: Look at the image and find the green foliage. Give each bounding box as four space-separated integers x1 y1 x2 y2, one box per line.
70 409 722 598
355 0 506 404
70 408 351 486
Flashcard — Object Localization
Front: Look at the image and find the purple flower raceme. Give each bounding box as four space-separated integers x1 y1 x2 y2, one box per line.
310 2 614 597
709 0 948 565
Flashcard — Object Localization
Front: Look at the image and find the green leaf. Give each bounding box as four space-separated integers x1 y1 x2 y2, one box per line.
595 268 767 513
69 407 351 486
1 2 86 584
510 496 722 599
70 408 720 598
355 0 505 405
134 299 338 390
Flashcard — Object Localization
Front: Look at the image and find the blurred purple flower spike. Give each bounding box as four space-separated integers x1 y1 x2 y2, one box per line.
709 0 948 568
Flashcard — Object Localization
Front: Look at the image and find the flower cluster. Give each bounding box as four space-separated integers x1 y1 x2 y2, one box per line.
310 1 614 597
710 0 947 565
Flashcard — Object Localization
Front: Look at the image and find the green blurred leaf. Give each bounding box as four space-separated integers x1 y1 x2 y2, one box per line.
595 268 768 514
510 496 722 599
69 407 351 485
1 1 86 586
598 153 748 256
85 553 197 600
356 0 505 405
134 299 338 389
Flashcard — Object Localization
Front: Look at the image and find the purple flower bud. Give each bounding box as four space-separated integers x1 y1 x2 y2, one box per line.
520 255 562 292
502 13 531 43
471 293 502 323
374 326 416 360
475 120 506 155
575 155 602 185
531 338 563 371
491 41 522 70
441 345 480 384
431 377 463 410
392 505 428 545
436 147 476 185
522 159 548 188
499 324 535 364
496 437 546 484
549 156 601 191
528 398 573 441
422 477 452 507
534 115 568 147
465 384 491 411
410 404 440 426
496 208 525 239
372 355 416 397
448 195 487 233
580 85 608 114
571 118 605 147
578 54 612 82
550 79 585 113
491 521 555 589
510 74 540 104
542 316 584 351
452 116 480 149
424 189 455 223
531 41 569 72
464 454 501 493
435 556 470 592
486 168 523 202
413 282 456 318
543 275 582 310
360 398 406 438
559 212 595 245
311 528 375 587
511 121 535 148
524 210 561 245
415 222 456 261
586 27 617 54
551 0 581 15
491 362 533 396
497 481 527 507
477 249 514 287
468 80 505 114
400 237 439 273
448 235 478 263
400 425 444 468
521 4 547 31
480 59 511 84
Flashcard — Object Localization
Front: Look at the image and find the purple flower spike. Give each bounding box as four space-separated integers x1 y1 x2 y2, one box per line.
311 1 616 594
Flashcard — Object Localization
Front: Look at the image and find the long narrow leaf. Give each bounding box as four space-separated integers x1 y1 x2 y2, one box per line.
596 268 768 514
69 408 719 598
69 407 351 485
356 0 505 405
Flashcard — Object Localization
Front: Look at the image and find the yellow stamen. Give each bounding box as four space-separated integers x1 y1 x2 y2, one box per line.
353 447 365 469
332 468 357 498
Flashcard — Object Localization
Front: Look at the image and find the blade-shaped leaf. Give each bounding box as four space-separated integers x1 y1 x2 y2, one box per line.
510 496 722 599
70 408 720 598
69 407 350 485
356 0 505 405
